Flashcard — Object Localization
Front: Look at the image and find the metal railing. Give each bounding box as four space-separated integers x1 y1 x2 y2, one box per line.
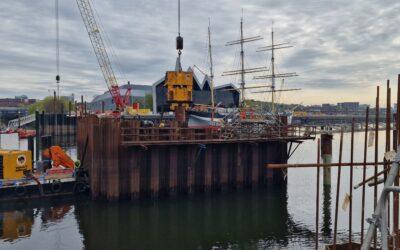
120 124 316 144
362 149 400 249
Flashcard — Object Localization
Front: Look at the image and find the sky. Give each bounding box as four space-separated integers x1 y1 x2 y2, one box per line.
0 0 399 105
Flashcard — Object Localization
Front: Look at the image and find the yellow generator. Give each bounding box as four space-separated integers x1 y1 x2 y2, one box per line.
165 71 193 110
0 150 32 180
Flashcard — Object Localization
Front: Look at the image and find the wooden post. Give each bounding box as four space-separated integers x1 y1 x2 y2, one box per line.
361 107 369 243
394 74 400 237
373 86 379 249
321 133 333 186
386 80 391 229
349 120 354 245
333 130 343 248
316 138 321 250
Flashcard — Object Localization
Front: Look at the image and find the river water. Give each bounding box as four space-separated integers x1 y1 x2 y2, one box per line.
0 131 389 249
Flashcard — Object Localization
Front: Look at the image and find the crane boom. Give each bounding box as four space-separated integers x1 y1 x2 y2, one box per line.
75 0 125 110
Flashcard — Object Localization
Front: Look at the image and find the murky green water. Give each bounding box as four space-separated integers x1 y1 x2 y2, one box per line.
0 131 389 249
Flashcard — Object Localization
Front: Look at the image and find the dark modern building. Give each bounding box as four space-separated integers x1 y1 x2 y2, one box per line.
152 68 239 113
89 84 152 111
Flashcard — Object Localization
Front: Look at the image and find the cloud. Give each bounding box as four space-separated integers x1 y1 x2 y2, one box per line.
0 0 399 105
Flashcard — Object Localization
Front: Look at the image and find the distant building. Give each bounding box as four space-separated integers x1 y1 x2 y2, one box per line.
337 102 359 114
89 84 152 112
359 104 369 110
152 68 239 114
321 104 336 114
0 96 36 107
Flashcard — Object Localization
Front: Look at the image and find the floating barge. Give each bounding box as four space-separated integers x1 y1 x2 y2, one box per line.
0 169 88 202
77 116 315 201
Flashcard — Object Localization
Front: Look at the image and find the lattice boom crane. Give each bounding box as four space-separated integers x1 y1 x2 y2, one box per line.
76 0 129 110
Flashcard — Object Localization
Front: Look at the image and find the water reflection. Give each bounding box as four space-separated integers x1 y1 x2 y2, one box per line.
322 185 332 237
41 205 72 226
0 209 33 242
0 202 73 245
73 187 315 249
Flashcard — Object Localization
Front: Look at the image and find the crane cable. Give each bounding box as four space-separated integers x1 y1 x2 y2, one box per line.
55 0 60 100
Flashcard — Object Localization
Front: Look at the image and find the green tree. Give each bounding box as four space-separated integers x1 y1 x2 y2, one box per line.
27 96 74 114
144 93 153 110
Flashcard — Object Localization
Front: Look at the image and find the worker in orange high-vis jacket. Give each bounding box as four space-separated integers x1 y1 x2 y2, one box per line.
42 146 75 169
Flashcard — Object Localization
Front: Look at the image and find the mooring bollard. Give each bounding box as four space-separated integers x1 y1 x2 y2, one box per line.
321 133 333 186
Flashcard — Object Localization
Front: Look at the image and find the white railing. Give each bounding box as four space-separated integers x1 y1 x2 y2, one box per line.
7 114 36 129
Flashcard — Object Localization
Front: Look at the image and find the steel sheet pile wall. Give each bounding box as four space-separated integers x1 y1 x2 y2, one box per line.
78 116 288 201
37 112 76 137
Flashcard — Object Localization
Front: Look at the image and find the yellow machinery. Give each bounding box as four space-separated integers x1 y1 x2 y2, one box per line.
165 71 193 110
126 107 152 116
0 150 32 180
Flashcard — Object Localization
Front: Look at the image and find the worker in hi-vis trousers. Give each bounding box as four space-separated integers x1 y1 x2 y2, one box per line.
42 146 75 169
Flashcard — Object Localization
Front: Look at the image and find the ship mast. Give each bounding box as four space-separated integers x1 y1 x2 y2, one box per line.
271 26 276 113
254 24 298 114
239 16 245 106
223 12 263 107
207 19 216 121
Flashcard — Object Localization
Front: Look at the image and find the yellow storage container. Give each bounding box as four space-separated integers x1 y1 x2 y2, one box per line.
0 150 32 180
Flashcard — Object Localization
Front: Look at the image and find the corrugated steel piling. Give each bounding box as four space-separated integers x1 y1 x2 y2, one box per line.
204 145 213 192
251 143 259 189
35 110 40 161
169 146 178 195
150 147 160 199
78 116 313 201
220 146 229 192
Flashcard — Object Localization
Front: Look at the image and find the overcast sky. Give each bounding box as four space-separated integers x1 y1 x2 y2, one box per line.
0 0 399 105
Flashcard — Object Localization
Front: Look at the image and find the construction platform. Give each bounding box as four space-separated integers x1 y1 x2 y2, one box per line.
77 116 316 201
